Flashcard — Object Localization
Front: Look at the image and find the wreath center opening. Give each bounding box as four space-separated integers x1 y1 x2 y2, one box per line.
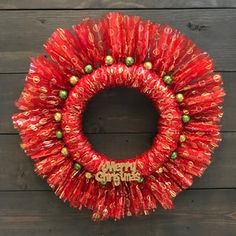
82 87 159 160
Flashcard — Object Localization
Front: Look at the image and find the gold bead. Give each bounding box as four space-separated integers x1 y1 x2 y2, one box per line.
61 147 69 156
54 112 62 122
85 172 93 179
156 167 163 174
179 134 186 142
143 61 153 70
105 55 114 66
176 93 184 103
69 75 79 86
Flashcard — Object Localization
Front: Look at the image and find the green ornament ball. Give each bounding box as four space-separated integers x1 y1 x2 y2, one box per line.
73 162 82 171
182 114 191 123
137 177 144 183
84 64 93 74
58 90 68 100
55 130 63 139
163 75 173 85
170 151 178 160
125 57 135 67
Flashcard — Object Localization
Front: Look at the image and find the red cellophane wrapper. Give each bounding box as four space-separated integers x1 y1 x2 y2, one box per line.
12 12 224 221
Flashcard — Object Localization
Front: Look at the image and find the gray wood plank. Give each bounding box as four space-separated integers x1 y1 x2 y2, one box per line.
0 132 235 190
0 10 236 73
0 189 235 236
0 72 233 134
0 0 236 9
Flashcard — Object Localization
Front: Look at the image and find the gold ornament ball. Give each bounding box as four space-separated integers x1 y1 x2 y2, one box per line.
61 147 69 156
69 75 79 86
176 93 184 103
105 55 114 66
85 172 93 179
54 112 62 122
179 134 186 142
143 61 153 70
156 167 163 174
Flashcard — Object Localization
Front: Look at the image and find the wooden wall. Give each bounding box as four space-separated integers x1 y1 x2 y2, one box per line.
0 1 235 235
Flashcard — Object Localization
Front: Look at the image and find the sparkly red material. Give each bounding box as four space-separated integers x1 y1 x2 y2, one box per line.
12 12 225 221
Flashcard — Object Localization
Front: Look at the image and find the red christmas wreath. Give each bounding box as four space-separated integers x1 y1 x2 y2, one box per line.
12 12 225 220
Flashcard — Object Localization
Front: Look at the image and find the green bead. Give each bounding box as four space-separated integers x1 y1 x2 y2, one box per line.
182 114 191 123
125 57 135 67
84 64 93 74
55 130 63 139
137 177 144 183
163 75 173 85
171 151 178 160
73 162 82 171
58 90 68 100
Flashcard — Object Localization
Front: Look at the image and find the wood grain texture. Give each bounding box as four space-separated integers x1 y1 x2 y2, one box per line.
0 132 235 190
0 72 233 134
0 10 236 73
1 0 236 9
0 4 235 235
0 189 235 236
